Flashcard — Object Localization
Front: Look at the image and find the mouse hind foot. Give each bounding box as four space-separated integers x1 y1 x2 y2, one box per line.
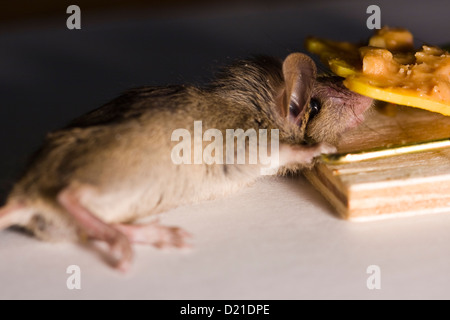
114 220 192 249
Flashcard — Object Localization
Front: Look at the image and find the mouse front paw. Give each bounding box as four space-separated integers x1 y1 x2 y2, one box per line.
317 142 337 155
279 142 337 167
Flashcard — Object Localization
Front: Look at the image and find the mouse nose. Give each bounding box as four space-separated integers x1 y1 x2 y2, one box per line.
352 93 373 115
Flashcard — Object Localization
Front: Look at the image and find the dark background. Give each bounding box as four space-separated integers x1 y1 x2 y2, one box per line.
0 0 448 203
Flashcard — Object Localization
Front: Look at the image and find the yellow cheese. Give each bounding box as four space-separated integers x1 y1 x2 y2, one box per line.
305 27 450 116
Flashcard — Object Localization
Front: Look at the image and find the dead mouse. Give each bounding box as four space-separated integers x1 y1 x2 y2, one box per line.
0 53 372 270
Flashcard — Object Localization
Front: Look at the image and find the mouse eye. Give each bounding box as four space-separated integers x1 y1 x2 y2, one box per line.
308 98 321 120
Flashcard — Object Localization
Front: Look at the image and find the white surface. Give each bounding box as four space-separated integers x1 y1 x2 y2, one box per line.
2 176 450 299
1 0 450 300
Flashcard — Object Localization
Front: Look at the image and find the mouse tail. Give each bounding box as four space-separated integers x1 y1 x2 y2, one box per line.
0 202 33 231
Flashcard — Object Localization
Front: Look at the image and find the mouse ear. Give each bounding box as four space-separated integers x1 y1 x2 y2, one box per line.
277 53 317 124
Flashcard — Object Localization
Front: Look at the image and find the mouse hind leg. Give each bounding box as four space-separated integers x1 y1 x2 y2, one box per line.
57 183 192 271
57 185 133 271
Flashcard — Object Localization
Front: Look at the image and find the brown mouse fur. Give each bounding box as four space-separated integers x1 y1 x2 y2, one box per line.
0 53 372 270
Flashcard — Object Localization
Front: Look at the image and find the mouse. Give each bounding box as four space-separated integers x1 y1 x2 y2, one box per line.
0 53 372 271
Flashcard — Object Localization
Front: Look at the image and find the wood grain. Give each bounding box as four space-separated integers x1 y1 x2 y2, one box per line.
303 105 450 221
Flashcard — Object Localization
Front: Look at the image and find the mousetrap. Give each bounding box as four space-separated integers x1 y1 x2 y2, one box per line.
303 105 450 221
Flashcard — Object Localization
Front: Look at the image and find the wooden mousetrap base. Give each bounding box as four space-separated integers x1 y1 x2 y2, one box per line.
303 105 450 221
